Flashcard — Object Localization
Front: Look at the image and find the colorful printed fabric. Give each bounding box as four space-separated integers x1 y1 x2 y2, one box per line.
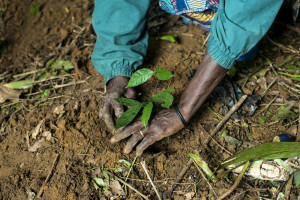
159 0 219 30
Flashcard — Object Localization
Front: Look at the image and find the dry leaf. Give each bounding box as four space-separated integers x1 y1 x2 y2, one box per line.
108 180 125 196
0 85 21 103
42 131 52 141
185 192 195 200
32 119 44 139
257 77 267 90
53 105 65 115
28 138 46 152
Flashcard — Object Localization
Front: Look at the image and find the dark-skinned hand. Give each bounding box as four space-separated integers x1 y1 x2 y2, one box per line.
110 108 184 156
107 52 227 156
100 76 136 131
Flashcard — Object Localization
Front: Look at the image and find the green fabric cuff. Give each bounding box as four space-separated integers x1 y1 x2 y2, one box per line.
207 36 235 69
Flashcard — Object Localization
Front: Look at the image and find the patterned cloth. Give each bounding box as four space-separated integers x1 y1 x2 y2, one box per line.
159 0 220 30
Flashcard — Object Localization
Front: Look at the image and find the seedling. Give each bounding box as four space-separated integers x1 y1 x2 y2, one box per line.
30 0 40 16
114 67 174 129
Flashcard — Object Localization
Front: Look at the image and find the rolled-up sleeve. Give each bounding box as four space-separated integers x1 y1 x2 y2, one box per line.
91 0 151 84
207 0 284 69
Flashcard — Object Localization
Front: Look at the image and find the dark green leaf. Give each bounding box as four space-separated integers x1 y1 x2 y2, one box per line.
127 69 154 88
115 104 144 129
151 88 174 108
113 98 142 106
294 170 300 187
30 0 40 16
219 142 300 170
4 79 33 89
141 102 153 128
156 67 174 80
227 66 236 78
160 34 178 44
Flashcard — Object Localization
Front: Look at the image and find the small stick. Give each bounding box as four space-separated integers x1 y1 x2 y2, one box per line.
254 94 278 117
163 158 193 199
217 161 250 200
260 78 277 98
141 161 162 200
287 161 300 170
199 126 233 155
204 94 249 145
203 32 210 46
284 174 293 199
105 171 149 200
297 103 300 142
266 35 300 55
37 154 59 198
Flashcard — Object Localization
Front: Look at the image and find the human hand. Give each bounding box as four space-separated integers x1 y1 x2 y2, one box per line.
110 108 184 156
100 76 136 131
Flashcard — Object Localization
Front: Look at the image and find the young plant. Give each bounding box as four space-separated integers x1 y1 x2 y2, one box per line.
114 67 174 129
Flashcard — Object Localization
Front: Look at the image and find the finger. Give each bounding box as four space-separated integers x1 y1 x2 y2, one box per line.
99 100 115 131
124 87 136 99
136 134 159 156
123 131 144 154
110 122 144 144
113 102 124 119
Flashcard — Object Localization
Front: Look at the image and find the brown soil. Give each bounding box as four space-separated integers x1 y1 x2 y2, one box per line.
0 0 299 200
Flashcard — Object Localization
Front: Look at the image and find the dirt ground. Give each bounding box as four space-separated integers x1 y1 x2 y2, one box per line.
0 0 300 199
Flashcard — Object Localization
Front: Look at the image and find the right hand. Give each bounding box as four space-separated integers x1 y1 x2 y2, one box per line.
100 76 136 131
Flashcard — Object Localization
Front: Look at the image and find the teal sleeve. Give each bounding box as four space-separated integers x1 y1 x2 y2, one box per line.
91 0 151 84
207 0 284 69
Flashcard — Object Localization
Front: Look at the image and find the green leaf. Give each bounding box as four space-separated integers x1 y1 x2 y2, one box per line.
160 34 178 44
227 66 236 78
113 98 142 106
115 104 144 129
50 60 74 71
294 170 300 187
156 67 174 80
94 178 106 187
219 142 300 170
4 79 33 89
30 0 40 16
141 102 153 128
102 170 110 180
151 88 174 108
285 63 300 71
118 159 132 168
187 153 215 179
127 68 154 88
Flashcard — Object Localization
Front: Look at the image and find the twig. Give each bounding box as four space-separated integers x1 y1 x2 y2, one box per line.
218 161 250 200
204 94 249 145
199 126 233 155
192 159 218 197
141 161 162 200
163 159 193 200
203 32 210 46
260 78 277 98
37 154 59 198
278 82 300 94
297 103 300 142
287 161 300 170
284 174 293 199
53 80 86 89
254 94 278 117
105 171 149 200
266 35 300 54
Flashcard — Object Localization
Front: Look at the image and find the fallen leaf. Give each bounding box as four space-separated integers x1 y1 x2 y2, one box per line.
108 180 125 196
28 138 46 152
42 131 52 141
0 85 21 103
53 105 64 115
32 119 44 139
185 192 195 200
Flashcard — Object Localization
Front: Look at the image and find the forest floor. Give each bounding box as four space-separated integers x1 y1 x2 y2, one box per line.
0 0 299 199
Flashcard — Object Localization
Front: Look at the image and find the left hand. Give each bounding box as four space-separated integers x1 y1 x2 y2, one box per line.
110 108 184 156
